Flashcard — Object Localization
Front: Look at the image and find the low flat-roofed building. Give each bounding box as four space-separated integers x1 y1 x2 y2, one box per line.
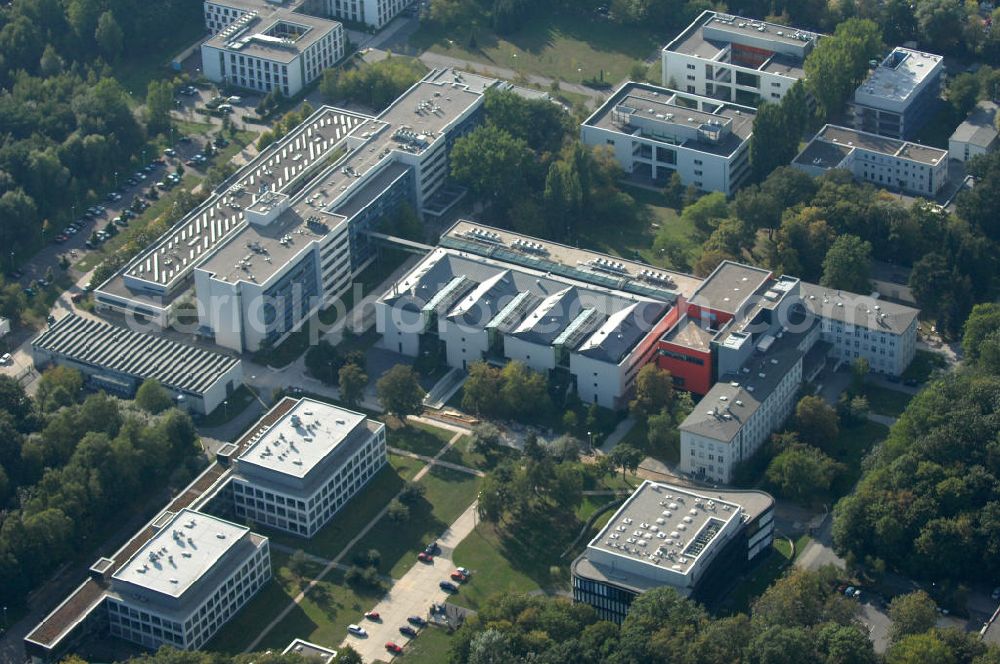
852 47 943 140
572 480 774 623
105 508 270 651
581 82 755 194
793 124 948 197
284 639 337 662
376 221 694 409
30 315 243 414
799 281 918 376
663 10 820 107
232 398 387 537
950 100 999 162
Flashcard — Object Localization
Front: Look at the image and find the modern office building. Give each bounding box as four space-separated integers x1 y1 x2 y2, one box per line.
571 480 774 623
205 0 405 39
949 101 999 162
96 68 495 353
793 124 948 197
231 398 387 537
581 81 755 194
105 509 270 651
311 0 409 30
852 47 943 140
31 314 244 414
662 11 819 106
376 221 702 409
799 282 918 377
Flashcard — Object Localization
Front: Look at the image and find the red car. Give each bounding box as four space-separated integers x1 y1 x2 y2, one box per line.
450 570 467 582
364 610 380 621
385 641 403 654
417 552 433 563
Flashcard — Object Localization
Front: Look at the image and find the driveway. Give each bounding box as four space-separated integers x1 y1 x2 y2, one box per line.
341 503 478 662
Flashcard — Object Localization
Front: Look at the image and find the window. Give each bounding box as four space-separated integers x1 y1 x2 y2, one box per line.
686 63 696 70
686 75 696 81
606 139 615 146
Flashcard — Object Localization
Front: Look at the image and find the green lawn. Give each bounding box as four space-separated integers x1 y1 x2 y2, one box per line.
410 10 660 85
862 384 914 418
388 422 455 457
902 349 947 383
399 624 455 664
451 525 543 611
345 465 482 578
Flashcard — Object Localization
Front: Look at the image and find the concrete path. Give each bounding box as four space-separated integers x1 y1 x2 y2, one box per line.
867 412 898 427
597 416 637 454
244 430 465 653
389 447 485 477
341 502 479 662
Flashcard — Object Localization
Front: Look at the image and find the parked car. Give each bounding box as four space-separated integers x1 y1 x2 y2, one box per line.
346 624 367 637
439 581 458 592
407 616 426 627
399 625 417 637
456 567 471 577
424 542 440 555
164 148 177 158
385 642 403 655
450 571 467 583
417 552 433 563
364 611 380 621
0 353 12 365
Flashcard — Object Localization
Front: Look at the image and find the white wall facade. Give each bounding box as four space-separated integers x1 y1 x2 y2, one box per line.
663 53 798 106
818 316 916 376
503 336 556 374
949 137 996 162
843 148 947 197
438 319 490 370
320 0 408 28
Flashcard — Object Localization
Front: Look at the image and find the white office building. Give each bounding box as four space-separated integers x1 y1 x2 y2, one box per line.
313 0 409 29
581 82 754 194
96 69 493 353
852 47 943 140
663 11 819 106
571 481 774 623
793 124 948 197
201 6 344 98
949 101 999 162
231 398 387 537
105 509 270 651
376 221 703 409
799 282 918 377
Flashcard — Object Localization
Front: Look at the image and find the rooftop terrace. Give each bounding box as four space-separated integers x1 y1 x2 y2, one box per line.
204 5 341 63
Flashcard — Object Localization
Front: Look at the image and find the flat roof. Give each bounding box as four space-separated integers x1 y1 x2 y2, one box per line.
204 7 341 64
284 639 337 662
951 100 999 147
112 509 248 598
589 481 742 575
664 317 715 351
690 261 772 314
666 11 818 67
237 398 368 478
855 47 942 104
793 138 852 169
679 327 811 442
816 124 946 166
31 315 240 395
799 282 918 335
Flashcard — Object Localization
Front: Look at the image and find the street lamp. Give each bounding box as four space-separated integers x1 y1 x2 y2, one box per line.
223 399 228 420
113 171 119 189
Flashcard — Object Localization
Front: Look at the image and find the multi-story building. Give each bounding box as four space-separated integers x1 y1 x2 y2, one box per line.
580 81 754 194
949 100 999 162
96 69 495 353
105 509 270 651
311 0 409 30
571 481 774 623
852 47 943 140
376 221 702 409
793 124 948 197
662 11 820 106
201 6 344 97
231 398 387 537
799 282 918 376
206 0 406 37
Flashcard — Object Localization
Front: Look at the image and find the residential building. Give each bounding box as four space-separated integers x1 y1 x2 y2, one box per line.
949 101 999 162
793 124 948 197
376 221 702 409
852 47 943 140
572 480 774 623
201 5 344 97
96 69 494 353
662 11 820 106
581 81 755 194
799 282 918 377
105 509 270 651
231 398 387 537
30 314 244 414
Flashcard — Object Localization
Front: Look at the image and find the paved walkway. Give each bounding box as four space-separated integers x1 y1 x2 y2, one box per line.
867 412 898 427
389 447 485 477
598 416 636 454
341 502 479 662
243 430 466 653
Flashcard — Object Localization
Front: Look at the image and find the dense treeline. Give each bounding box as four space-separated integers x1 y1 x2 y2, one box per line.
448 568 1000 663
319 55 428 112
832 303 1000 589
62 647 364 664
0 373 202 605
0 0 200 271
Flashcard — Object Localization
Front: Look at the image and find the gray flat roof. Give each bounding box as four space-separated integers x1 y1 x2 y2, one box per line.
204 8 341 64
816 124 946 166
237 398 368 478
679 327 811 442
31 315 241 395
799 282 918 335
665 317 714 351
690 261 772 314
951 101 999 147
112 509 249 599
793 138 852 169
855 48 942 104
665 11 817 64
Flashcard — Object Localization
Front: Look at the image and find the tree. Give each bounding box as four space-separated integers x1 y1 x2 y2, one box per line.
948 73 981 120
135 379 174 414
610 444 644 481
376 364 424 420
885 631 956 664
751 101 800 182
765 443 843 504
398 480 426 505
663 171 683 208
499 361 550 418
888 591 938 642
629 364 674 421
288 549 310 583
304 340 341 385
915 0 969 54
450 124 533 216
963 303 1000 361
387 498 410 522
94 11 123 61
805 19 882 118
795 395 839 452
469 422 504 460
462 361 504 416
333 645 363 664
820 234 872 293
338 362 367 408
35 366 83 412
